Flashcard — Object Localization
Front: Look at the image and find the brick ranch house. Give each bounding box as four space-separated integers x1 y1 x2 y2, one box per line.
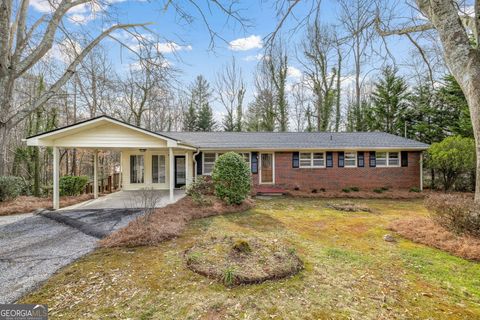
25 115 429 209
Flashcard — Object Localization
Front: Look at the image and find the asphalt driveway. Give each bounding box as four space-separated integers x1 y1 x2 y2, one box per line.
0 208 143 303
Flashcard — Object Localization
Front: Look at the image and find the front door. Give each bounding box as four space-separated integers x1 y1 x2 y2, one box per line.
260 153 274 184
175 156 186 188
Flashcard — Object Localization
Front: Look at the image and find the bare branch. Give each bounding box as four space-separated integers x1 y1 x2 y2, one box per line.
405 33 434 86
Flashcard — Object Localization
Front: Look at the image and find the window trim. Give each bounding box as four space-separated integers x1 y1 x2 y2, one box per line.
299 152 326 168
375 151 401 168
202 152 217 175
344 151 357 168
129 154 145 184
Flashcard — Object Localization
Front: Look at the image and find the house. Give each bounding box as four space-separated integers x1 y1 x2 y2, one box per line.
25 115 429 209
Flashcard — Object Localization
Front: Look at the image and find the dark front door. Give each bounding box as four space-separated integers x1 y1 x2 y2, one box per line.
175 156 186 188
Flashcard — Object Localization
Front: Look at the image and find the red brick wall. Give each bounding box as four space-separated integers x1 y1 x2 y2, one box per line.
252 151 421 191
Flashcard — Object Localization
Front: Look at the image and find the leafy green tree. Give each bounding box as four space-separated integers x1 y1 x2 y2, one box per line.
370 66 409 135
428 136 476 191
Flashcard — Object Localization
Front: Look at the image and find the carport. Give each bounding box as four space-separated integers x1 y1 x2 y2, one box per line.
24 116 196 210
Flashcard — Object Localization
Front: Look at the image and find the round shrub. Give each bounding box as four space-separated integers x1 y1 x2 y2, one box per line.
59 175 89 196
212 152 251 205
0 176 24 201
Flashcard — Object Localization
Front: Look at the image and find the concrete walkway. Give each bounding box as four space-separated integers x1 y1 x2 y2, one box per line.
61 190 185 210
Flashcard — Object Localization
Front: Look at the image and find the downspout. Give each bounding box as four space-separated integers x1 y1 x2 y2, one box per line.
192 148 201 182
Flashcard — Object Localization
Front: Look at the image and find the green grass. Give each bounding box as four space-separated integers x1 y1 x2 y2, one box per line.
22 198 480 319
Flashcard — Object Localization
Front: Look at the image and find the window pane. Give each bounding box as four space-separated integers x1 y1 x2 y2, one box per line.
344 152 356 167
313 153 324 166
300 153 311 167
159 155 166 183
130 155 144 183
376 152 387 166
388 152 399 166
152 155 158 183
204 153 216 174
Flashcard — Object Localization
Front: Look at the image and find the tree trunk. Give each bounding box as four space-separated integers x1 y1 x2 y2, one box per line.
0 123 9 176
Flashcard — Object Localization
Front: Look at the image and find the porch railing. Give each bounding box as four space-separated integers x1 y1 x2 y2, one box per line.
84 173 121 194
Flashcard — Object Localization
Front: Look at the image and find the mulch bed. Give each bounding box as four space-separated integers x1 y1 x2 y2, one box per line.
185 236 303 286
389 217 480 261
99 196 254 248
0 194 95 216
326 202 372 212
286 190 425 199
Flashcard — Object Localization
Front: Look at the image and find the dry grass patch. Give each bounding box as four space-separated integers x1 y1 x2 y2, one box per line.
389 217 480 261
0 194 94 216
99 196 254 248
185 235 303 286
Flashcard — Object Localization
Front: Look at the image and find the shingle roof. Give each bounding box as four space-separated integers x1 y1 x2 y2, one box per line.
160 131 429 150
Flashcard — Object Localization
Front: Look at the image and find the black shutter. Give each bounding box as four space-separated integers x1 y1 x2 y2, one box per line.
358 152 365 167
292 152 299 168
338 152 345 168
369 151 376 167
401 151 408 167
251 152 258 174
326 152 333 168
195 152 203 175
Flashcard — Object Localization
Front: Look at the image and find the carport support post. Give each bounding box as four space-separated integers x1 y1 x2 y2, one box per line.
169 147 174 202
93 150 99 199
53 146 60 210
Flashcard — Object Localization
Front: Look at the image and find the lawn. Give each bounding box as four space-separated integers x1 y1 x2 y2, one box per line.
22 198 480 319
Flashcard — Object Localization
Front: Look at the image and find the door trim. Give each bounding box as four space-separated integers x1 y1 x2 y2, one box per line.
174 155 186 188
259 152 275 185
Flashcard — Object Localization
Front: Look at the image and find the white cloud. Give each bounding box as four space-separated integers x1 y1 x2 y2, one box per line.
287 66 302 80
156 42 192 54
243 53 264 62
229 35 263 51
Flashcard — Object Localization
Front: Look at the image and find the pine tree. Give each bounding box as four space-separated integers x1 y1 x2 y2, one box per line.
370 66 409 135
197 102 216 131
183 102 197 131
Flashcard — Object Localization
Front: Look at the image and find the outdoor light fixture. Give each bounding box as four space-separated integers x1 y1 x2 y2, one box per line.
139 149 147 152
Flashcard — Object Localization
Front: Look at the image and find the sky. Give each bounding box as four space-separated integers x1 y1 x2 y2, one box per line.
29 0 423 122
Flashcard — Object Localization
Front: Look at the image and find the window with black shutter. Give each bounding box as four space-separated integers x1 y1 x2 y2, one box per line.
326 152 333 168
369 151 376 167
401 151 408 167
358 152 365 167
338 152 344 168
292 152 299 168
195 152 203 175
251 152 258 174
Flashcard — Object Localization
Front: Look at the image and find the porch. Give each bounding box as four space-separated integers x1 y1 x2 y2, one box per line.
24 116 196 210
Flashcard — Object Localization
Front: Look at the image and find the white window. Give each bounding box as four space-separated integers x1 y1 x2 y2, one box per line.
152 155 166 183
388 152 400 166
203 153 216 175
300 152 325 168
376 152 387 166
376 151 400 167
300 153 312 167
344 152 357 167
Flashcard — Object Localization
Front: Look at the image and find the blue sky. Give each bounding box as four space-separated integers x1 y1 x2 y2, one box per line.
30 0 424 121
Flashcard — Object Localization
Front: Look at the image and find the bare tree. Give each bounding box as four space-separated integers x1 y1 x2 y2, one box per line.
290 80 311 132
375 0 480 202
300 23 342 131
215 57 246 132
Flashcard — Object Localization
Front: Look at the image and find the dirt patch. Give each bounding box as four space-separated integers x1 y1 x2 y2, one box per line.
99 196 254 248
0 194 95 216
327 202 372 212
389 217 480 261
185 236 303 286
286 189 425 199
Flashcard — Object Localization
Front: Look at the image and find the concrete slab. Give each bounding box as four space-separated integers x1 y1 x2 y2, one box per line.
60 189 185 210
